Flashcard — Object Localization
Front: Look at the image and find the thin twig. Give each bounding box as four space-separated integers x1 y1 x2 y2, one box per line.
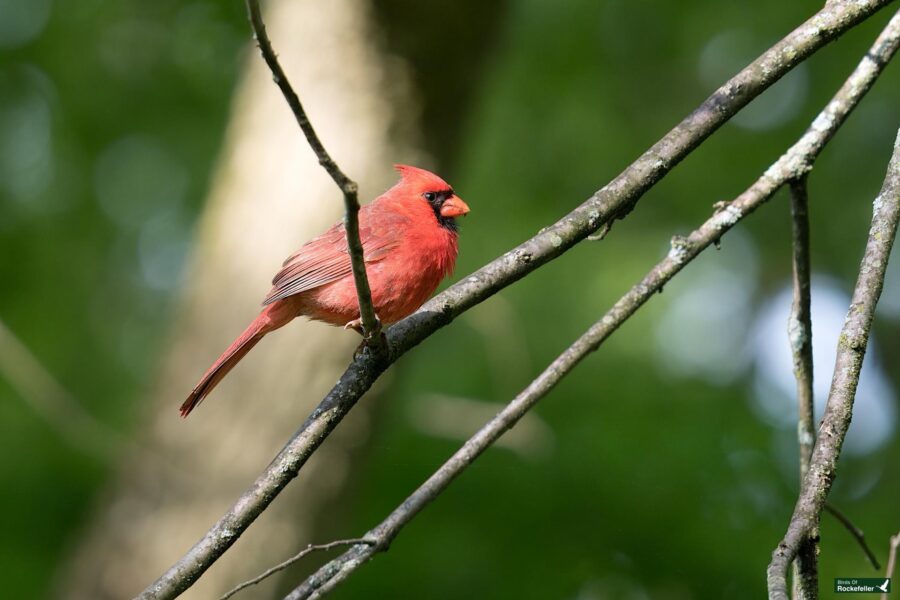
244 0 381 342
137 3 897 598
824 503 880 570
218 538 375 600
788 176 817 599
882 533 900 600
285 19 900 598
767 129 900 599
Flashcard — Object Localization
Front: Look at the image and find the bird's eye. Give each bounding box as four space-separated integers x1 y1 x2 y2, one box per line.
423 192 436 202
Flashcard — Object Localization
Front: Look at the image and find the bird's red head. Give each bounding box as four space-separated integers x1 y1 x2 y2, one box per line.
394 164 470 219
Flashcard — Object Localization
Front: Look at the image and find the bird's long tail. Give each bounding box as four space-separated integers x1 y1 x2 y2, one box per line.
180 302 293 417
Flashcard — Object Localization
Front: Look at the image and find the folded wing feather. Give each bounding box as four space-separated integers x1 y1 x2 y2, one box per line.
262 215 401 306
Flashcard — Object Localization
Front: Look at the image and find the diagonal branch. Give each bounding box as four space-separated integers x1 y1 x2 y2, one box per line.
824 503 880 570
788 176 818 599
284 17 900 598
788 194 881 585
767 129 900 599
137 2 897 598
787 119 887 600
245 0 381 341
883 533 900 600
218 538 374 600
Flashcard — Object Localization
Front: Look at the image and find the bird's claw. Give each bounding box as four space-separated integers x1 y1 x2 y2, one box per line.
346 314 386 359
344 314 382 338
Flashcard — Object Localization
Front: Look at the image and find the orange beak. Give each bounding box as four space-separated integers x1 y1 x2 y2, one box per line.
440 195 470 218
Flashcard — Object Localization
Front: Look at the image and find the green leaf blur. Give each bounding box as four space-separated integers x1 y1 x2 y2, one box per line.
1 1 898 599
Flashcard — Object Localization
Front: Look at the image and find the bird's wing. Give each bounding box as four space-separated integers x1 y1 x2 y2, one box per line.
262 211 402 305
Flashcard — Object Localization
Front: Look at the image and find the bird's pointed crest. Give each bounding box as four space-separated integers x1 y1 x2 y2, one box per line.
393 164 452 191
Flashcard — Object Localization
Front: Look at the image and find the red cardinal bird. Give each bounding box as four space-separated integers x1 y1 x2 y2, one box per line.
180 165 469 416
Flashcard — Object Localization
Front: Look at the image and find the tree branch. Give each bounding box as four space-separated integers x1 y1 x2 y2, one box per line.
767 129 900 599
883 533 900 600
218 538 374 600
137 2 897 598
824 503 880 570
245 0 381 341
284 17 900 598
789 176 816 478
788 176 818 599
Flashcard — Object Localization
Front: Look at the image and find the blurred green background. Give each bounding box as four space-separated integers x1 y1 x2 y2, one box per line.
1 1 898 598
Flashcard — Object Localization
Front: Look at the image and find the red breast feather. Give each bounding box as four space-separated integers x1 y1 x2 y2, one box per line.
299 184 460 325
182 165 464 415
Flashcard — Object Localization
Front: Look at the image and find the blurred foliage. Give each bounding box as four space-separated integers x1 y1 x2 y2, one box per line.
0 1 246 597
1 1 898 599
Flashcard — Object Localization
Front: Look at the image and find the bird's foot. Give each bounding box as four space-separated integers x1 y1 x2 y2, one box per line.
347 315 386 359
344 318 364 335
344 314 382 338
354 331 387 358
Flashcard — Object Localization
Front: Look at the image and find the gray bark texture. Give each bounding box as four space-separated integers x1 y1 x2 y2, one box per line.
767 129 900 598
140 3 899 598
287 13 900 598
55 0 419 598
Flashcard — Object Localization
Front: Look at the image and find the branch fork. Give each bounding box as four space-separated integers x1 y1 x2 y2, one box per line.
137 3 900 598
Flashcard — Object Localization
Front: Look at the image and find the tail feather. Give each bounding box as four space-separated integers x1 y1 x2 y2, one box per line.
181 315 269 417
